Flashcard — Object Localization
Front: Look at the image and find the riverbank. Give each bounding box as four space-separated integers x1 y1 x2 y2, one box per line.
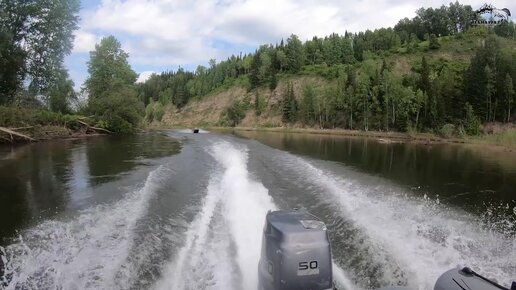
0 106 111 145
0 125 108 145
152 124 515 150
227 127 516 148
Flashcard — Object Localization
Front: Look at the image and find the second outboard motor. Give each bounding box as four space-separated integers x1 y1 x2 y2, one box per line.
434 267 516 290
258 209 333 290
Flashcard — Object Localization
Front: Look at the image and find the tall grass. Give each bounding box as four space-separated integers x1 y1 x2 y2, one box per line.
474 129 516 147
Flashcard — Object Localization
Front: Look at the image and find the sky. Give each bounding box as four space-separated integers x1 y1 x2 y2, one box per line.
65 0 513 89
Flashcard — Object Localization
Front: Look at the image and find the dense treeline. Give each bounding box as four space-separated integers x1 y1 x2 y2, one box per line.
0 0 80 112
1 1 515 135
139 1 515 134
0 1 144 133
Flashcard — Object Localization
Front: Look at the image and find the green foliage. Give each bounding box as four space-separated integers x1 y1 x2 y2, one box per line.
0 106 82 127
285 34 305 73
89 86 144 133
220 100 246 127
254 94 266 116
464 103 481 135
394 2 474 40
85 36 143 133
282 82 298 123
503 73 514 122
86 36 138 101
300 83 316 125
429 34 440 49
145 101 165 122
0 0 80 104
48 69 75 113
129 2 515 135
494 21 516 39
0 28 24 104
439 123 456 138
300 64 343 80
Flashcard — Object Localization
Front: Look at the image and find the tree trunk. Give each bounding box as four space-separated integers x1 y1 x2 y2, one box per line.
415 109 420 128
0 127 36 142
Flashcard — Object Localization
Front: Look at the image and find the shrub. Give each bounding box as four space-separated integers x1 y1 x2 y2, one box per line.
145 102 154 121
429 34 440 50
254 94 266 116
89 86 144 133
463 103 481 135
0 106 82 127
439 123 456 138
153 101 165 121
220 100 246 127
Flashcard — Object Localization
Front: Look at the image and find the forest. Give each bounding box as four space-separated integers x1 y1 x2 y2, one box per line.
0 0 515 138
138 2 516 135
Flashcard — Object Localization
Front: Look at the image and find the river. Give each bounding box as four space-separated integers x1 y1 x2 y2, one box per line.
0 130 514 290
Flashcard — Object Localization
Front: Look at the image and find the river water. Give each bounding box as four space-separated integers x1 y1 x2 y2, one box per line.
0 130 514 290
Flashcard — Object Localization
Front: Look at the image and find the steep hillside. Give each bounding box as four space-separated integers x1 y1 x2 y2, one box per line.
158 32 515 130
161 76 323 128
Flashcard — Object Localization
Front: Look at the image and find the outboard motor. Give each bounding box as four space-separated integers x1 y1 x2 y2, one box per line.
258 209 333 290
434 267 516 290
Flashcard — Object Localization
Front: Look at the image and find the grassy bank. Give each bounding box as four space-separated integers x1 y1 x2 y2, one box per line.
211 126 459 143
202 126 516 148
471 129 516 147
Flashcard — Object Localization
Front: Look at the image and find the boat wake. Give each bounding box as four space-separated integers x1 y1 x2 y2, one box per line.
275 154 516 289
1 166 168 290
155 141 359 290
154 141 276 289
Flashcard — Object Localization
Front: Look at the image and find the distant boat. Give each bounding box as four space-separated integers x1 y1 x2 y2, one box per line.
192 128 199 133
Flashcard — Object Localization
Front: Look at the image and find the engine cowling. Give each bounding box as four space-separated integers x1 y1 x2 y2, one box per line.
258 209 333 290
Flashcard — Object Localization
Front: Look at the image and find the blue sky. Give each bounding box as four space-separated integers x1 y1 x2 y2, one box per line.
65 0 513 90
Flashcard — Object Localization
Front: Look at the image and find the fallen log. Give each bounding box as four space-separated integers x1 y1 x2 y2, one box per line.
0 127 37 142
76 120 113 134
10 126 34 131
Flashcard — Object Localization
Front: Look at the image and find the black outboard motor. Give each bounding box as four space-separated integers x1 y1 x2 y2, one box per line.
434 267 515 290
258 209 333 290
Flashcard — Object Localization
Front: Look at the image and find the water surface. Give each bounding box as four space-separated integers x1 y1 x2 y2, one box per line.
0 130 514 290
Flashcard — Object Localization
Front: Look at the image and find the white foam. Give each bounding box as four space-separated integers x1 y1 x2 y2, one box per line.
154 141 276 290
153 176 235 290
176 129 210 134
281 155 516 289
333 262 362 290
3 166 166 290
209 141 277 290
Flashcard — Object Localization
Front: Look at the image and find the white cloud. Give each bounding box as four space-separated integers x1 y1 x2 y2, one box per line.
68 0 513 88
72 30 98 53
136 71 156 83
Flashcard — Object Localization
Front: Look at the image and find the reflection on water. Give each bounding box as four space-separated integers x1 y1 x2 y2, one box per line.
235 131 516 213
0 133 180 244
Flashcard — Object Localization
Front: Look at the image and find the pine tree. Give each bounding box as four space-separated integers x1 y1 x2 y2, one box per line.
282 82 298 123
484 65 495 122
301 83 316 124
249 52 261 89
285 34 305 73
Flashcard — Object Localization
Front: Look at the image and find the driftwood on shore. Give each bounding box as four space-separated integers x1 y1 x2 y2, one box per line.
75 120 113 134
0 119 113 144
0 127 37 142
